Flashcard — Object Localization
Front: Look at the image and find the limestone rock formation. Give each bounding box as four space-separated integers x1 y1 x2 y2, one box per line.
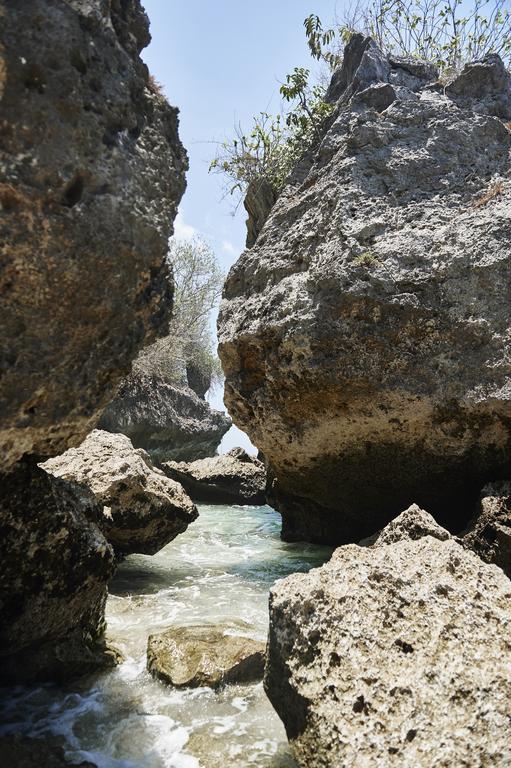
359 503 452 546
147 626 265 688
0 0 187 471
462 481 511 577
0 0 186 681
219 37 511 544
99 371 231 462
162 447 266 505
265 511 511 767
0 462 116 683
42 429 198 556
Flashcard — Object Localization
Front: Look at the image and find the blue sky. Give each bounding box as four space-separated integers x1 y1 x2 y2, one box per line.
142 0 341 451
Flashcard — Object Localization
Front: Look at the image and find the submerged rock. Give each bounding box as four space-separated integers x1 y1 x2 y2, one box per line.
42 430 198 556
162 447 266 505
0 0 187 472
99 371 231 462
265 512 511 767
0 462 116 683
147 626 265 688
219 37 511 544
462 481 511 577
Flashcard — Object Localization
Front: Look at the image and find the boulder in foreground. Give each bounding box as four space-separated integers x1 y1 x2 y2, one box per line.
265 506 511 767
42 430 198 556
162 447 266 505
147 626 265 688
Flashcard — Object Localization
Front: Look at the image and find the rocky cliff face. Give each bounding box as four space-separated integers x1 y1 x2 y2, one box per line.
99 370 231 461
265 507 511 767
219 37 511 544
0 0 186 680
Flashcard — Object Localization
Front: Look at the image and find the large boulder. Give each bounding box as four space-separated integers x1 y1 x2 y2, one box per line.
42 429 198 556
0 0 186 682
265 508 511 767
0 0 187 472
99 371 231 462
462 481 511 577
147 625 265 688
0 462 116 683
219 40 511 544
162 447 266 505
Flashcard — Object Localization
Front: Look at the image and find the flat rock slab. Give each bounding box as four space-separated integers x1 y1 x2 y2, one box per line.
265 508 511 767
147 626 265 688
162 447 266 505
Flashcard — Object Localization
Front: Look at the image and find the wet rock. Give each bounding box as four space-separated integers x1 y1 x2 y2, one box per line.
162 447 266 505
0 462 116 683
99 371 231 462
0 0 187 472
147 626 266 688
0 735 95 768
219 42 511 545
42 429 198 556
462 481 511 577
265 516 511 767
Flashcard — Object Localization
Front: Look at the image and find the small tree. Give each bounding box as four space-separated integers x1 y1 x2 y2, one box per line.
135 237 224 394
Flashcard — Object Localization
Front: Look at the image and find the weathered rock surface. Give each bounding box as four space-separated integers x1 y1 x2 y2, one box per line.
147 626 265 688
244 177 278 248
99 371 231 462
0 0 186 682
0 0 187 472
219 37 511 544
162 447 266 505
0 462 116 683
265 510 511 767
462 481 511 577
42 429 198 556
360 503 452 546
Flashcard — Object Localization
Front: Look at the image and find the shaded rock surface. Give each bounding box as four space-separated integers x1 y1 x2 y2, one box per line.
0 462 116 683
0 0 187 472
162 447 266 505
0 0 186 683
462 481 511 577
265 510 511 767
42 429 198 556
244 177 279 248
0 735 95 768
219 37 511 545
99 371 231 462
147 626 265 688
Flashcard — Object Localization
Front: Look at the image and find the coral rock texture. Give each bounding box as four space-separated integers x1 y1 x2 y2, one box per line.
265 509 511 767
219 37 511 544
0 0 187 471
462 480 511 577
42 429 198 556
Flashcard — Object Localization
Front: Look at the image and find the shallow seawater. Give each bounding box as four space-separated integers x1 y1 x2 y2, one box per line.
0 504 331 767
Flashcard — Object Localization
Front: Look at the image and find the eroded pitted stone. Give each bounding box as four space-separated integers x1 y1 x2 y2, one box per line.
219 40 511 545
462 481 511 577
41 429 198 556
265 519 511 767
0 0 187 471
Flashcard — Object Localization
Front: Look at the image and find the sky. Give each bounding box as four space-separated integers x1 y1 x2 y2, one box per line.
142 0 341 452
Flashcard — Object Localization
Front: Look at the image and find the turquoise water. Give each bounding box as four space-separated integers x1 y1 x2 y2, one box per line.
0 505 331 767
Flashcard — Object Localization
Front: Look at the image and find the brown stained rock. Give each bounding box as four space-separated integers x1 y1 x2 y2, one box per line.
162 447 266 505
0 461 116 683
462 481 511 577
219 39 511 545
147 626 266 688
265 518 511 767
0 0 187 472
41 429 198 556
